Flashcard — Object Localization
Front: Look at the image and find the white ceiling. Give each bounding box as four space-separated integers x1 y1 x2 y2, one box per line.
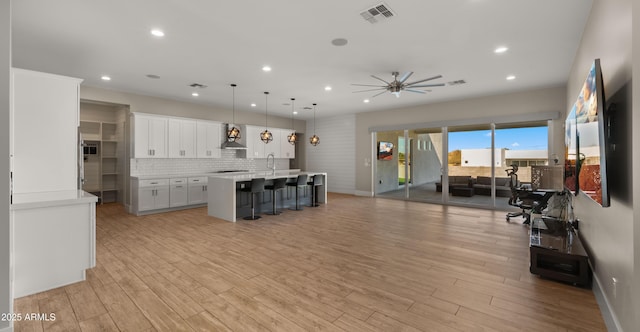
11 0 593 120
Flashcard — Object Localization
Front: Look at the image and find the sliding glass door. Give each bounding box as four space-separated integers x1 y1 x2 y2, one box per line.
373 121 548 210
407 128 443 203
447 125 492 207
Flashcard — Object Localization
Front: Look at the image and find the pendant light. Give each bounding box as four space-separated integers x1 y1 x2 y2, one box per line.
260 91 273 143
227 84 241 141
287 98 297 145
309 103 320 146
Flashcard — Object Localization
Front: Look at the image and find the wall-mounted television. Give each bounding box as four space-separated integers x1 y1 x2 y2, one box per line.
377 141 394 160
570 59 610 207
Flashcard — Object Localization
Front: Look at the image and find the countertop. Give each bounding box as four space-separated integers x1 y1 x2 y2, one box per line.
11 190 98 210
131 169 303 180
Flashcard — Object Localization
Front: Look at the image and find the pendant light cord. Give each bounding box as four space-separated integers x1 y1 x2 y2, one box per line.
231 84 236 124
264 91 269 130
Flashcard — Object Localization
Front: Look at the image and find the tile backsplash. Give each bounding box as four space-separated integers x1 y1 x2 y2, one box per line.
130 149 290 177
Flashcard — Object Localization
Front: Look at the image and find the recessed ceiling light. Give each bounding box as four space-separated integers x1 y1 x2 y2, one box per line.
324 86 332 91
506 75 516 80
363 99 370 103
293 111 298 115
191 92 199 97
494 46 508 53
151 29 165 37
101 75 111 81
331 38 348 46
262 66 272 72
251 103 256 107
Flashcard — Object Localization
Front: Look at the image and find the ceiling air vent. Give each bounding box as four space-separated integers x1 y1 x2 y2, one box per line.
360 2 395 24
188 83 208 89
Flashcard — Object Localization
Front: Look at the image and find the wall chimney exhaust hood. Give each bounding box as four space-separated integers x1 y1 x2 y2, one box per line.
221 124 247 149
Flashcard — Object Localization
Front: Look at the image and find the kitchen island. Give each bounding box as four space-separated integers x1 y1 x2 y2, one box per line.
208 170 327 222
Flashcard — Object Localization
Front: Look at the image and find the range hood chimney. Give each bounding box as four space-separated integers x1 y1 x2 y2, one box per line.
221 124 247 149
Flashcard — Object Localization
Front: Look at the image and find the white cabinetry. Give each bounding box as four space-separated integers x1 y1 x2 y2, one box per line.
245 126 295 159
196 121 222 158
188 177 208 205
169 178 188 207
245 125 266 158
11 68 83 201
264 129 281 158
168 119 196 158
280 128 296 158
135 179 170 212
133 114 168 158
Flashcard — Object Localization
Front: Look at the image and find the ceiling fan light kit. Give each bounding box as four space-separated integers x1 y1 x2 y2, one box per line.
352 71 446 99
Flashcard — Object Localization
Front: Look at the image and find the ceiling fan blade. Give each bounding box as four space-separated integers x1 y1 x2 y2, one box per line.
405 89 426 94
398 71 413 84
351 83 387 87
370 75 391 85
407 83 446 88
370 90 388 98
352 88 387 93
405 74 443 86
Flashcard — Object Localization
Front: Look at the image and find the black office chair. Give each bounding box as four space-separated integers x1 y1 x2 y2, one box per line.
264 177 287 215
241 178 265 220
307 174 323 207
287 174 308 211
506 165 542 224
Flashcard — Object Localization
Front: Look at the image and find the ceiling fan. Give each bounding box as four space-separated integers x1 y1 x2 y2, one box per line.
352 71 445 98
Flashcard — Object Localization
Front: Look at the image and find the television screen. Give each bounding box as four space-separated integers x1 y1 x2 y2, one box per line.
378 141 394 160
574 59 609 207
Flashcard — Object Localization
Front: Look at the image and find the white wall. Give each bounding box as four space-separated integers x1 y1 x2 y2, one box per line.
633 0 640 328
306 114 355 194
1 1 11 331
567 0 634 330
461 149 503 167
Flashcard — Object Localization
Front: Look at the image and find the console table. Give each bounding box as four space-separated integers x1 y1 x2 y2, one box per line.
529 219 591 287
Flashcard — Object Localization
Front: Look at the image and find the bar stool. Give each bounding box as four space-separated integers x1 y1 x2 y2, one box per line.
241 178 265 220
307 174 323 207
286 174 307 211
264 177 287 215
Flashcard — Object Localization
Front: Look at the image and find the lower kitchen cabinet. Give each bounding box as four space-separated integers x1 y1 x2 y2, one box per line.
132 176 207 215
135 179 170 212
170 178 188 207
188 177 208 205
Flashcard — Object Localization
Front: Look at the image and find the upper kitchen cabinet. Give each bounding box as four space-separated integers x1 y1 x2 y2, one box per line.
280 128 295 159
245 125 265 159
11 68 83 201
196 120 222 158
264 129 281 158
168 118 196 158
132 113 168 158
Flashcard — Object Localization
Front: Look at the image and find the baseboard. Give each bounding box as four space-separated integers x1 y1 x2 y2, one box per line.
354 190 374 197
0 323 14 332
592 272 622 332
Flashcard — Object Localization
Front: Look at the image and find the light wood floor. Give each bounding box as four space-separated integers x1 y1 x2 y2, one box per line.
14 193 606 331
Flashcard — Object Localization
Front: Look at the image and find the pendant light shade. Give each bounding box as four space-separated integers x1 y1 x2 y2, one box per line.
227 84 241 141
309 103 320 146
287 98 297 145
260 91 273 144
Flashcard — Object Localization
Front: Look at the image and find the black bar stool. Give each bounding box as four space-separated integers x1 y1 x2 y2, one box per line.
287 174 307 211
241 178 265 220
307 174 323 207
264 177 287 215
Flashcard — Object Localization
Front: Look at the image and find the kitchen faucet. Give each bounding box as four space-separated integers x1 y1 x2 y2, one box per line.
267 153 276 175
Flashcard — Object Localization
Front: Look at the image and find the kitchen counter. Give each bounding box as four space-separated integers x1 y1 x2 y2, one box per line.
11 190 98 298
207 171 327 222
131 169 302 180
